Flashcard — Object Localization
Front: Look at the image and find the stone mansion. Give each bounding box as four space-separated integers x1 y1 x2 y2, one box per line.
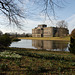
32 24 69 37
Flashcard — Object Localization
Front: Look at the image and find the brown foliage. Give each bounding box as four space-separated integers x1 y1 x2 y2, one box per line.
71 29 75 38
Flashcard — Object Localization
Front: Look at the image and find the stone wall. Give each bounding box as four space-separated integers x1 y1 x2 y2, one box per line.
43 27 53 37
32 25 69 37
32 28 44 37
55 28 69 37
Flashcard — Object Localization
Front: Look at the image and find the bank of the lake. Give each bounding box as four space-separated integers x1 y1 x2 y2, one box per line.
0 47 75 74
18 36 70 41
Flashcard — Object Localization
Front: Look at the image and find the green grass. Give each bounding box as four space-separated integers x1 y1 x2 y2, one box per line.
0 47 75 75
18 36 70 41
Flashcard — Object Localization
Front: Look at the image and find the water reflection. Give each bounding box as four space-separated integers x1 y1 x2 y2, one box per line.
32 40 69 51
10 39 69 51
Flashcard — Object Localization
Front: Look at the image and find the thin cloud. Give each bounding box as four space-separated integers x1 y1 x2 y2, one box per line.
66 14 75 33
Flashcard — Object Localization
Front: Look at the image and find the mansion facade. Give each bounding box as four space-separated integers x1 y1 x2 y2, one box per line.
32 24 69 37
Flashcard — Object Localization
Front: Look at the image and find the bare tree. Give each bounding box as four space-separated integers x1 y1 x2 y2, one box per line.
56 20 68 28
56 20 68 37
28 0 65 20
0 0 65 28
0 0 26 28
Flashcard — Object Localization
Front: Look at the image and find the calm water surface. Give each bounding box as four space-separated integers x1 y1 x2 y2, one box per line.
10 39 69 51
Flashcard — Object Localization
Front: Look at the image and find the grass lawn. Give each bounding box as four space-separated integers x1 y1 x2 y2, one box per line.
18 36 70 41
0 47 75 75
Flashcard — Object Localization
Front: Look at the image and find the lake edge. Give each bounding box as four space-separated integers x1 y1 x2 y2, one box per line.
18 36 70 41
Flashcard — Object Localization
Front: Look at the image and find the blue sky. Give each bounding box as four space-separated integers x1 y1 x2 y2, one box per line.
0 0 75 34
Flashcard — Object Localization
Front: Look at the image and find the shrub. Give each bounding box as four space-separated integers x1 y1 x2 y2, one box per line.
0 51 22 59
38 66 47 72
69 29 75 54
12 38 21 41
0 64 9 71
71 29 75 38
0 34 11 48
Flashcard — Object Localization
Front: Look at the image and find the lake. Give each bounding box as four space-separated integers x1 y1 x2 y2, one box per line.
10 39 69 52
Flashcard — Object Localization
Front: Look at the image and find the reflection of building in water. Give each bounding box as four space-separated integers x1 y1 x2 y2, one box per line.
32 24 69 37
32 40 68 51
32 40 43 49
43 41 53 49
